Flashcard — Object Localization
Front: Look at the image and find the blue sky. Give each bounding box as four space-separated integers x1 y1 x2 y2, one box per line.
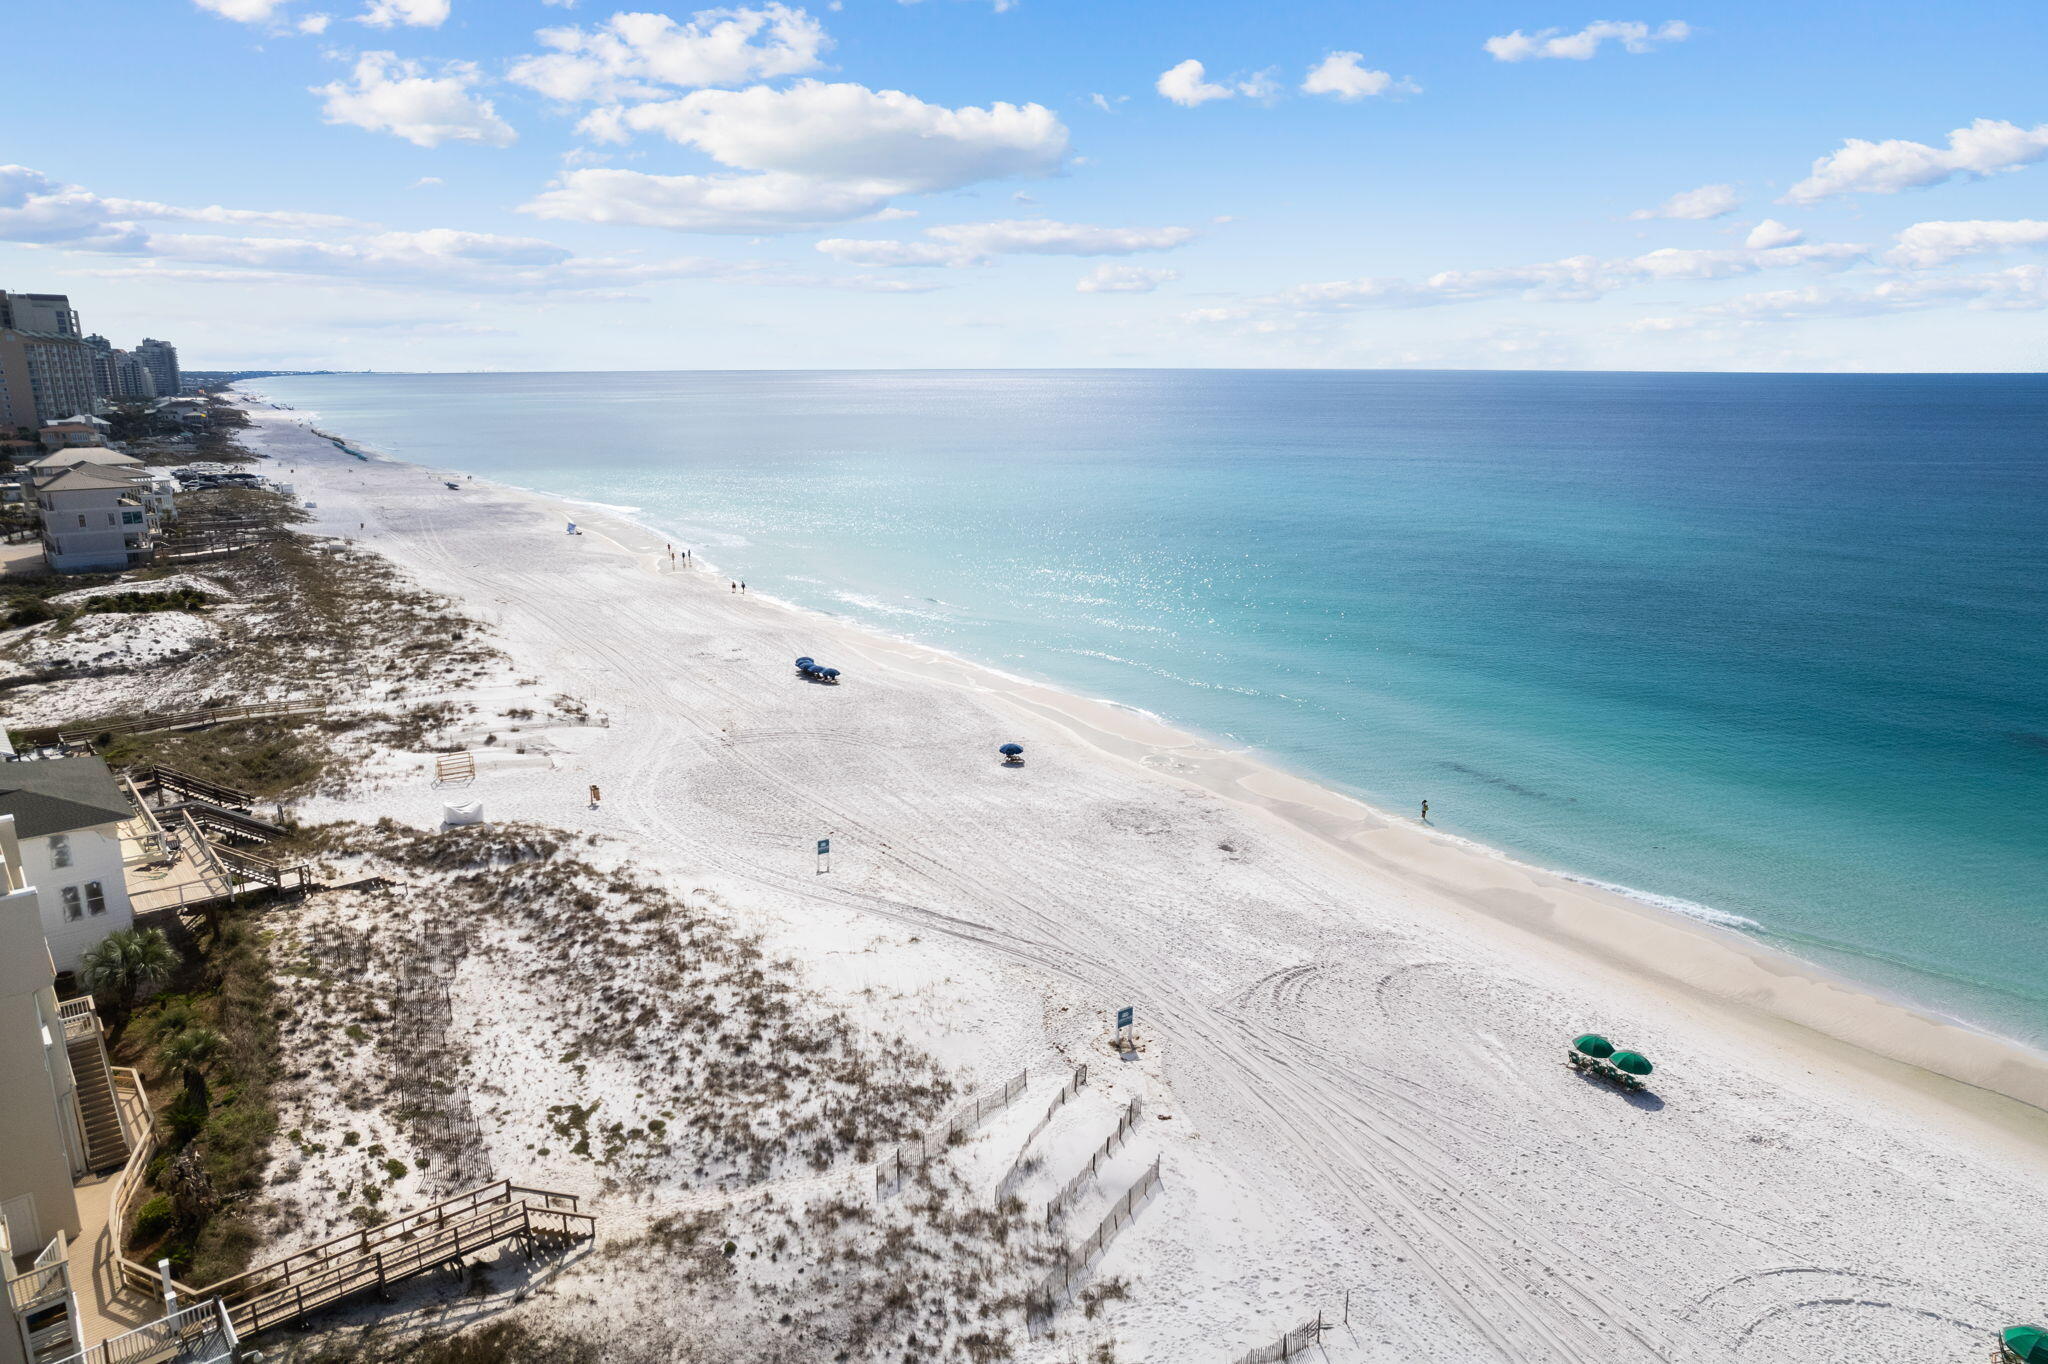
3 0 2044 370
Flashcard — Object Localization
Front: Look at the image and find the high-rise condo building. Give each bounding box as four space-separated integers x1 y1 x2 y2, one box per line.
0 291 97 428
135 337 180 397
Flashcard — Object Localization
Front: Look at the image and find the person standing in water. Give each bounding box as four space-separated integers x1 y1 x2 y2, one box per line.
1420 799 1430 822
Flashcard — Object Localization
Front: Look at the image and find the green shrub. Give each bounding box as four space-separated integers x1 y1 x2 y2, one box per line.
132 1194 177 1241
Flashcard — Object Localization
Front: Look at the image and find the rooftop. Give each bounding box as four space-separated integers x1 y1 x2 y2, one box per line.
37 466 148 493
31 449 141 470
0 756 132 839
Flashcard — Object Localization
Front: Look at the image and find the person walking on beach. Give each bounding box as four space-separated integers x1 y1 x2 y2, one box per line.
730 581 737 592
1420 799 1429 822
740 581 747 593
589 784 601 808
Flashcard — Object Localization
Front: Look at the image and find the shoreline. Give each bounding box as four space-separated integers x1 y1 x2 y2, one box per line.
229 397 2048 1357
240 391 2048 1125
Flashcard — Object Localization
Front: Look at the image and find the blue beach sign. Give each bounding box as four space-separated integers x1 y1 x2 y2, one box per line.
1116 1006 1134 1030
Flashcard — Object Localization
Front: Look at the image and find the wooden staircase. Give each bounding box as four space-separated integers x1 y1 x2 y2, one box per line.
64 1026 129 1174
186 1181 594 1338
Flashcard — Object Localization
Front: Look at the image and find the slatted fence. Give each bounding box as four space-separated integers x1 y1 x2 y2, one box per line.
1229 1313 1327 1364
993 1065 1088 1204
874 1066 1029 1197
1044 1095 1144 1228
1031 1156 1163 1316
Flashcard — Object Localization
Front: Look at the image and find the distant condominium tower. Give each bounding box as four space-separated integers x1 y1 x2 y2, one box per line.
0 291 96 427
83 334 115 399
0 292 82 338
109 349 157 400
136 338 181 397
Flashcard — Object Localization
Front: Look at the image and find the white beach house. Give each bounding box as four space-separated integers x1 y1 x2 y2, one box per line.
0 758 138 978
34 466 157 572
0 810 143 1364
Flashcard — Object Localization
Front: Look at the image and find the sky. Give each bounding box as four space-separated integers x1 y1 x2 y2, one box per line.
2 0 2045 372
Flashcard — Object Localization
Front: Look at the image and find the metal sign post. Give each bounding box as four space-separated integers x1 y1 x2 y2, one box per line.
816 837 830 875
1116 1005 1134 1049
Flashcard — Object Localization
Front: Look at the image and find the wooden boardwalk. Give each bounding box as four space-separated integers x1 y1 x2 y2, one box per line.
183 1181 595 1337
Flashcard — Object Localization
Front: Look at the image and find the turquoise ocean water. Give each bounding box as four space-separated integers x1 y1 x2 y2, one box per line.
246 370 2048 1045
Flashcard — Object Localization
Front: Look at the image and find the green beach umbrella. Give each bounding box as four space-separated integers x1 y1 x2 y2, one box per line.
1610 1051 1654 1076
1572 1034 1616 1059
2003 1326 2048 1364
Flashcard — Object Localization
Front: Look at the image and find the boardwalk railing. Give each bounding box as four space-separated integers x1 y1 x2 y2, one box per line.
141 764 255 811
994 1065 1087 1204
58 697 324 746
180 1179 591 1336
1229 1313 1328 1364
875 1066 1029 1198
1044 1095 1144 1229
1032 1156 1163 1317
212 840 309 892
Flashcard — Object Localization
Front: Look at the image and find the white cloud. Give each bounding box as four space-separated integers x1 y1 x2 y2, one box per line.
356 0 449 26
411 176 445 188
1485 20 1690 62
508 6 829 104
1784 119 2048 204
898 0 1016 12
1300 52 1416 101
1743 218 1803 249
1887 218 2048 268
1628 183 1738 220
815 219 1197 266
1156 59 1273 107
298 13 331 32
100 197 366 230
314 53 516 148
1706 268 2048 319
1076 264 1177 293
0 165 730 293
0 166 149 251
1088 93 1127 113
191 0 293 21
1194 237 1866 330
524 168 893 234
529 80 1067 231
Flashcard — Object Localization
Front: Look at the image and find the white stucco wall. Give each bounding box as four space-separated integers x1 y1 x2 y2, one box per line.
16 824 133 976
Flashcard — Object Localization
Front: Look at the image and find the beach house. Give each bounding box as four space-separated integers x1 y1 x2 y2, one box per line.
34 466 157 572
0 758 138 978
26 448 142 478
0 811 141 1364
35 418 109 453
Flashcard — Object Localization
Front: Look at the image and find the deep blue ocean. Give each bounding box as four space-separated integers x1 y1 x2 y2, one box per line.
245 370 2048 1045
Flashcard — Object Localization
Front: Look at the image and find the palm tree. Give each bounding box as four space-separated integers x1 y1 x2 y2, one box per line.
80 928 178 1018
159 1025 222 1111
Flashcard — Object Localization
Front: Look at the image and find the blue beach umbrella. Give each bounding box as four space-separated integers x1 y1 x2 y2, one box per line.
820 667 840 679
999 744 1024 756
795 656 815 668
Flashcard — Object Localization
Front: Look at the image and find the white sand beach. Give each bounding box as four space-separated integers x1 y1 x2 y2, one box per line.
239 403 2048 1363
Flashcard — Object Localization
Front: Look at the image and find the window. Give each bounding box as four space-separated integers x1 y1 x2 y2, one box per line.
123 511 142 524
76 514 86 528
49 834 71 868
60 886 81 921
85 881 106 916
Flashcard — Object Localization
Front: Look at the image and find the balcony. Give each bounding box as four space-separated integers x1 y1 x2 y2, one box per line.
43 1299 239 1364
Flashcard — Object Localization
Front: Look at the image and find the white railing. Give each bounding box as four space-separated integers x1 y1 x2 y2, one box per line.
3 1231 70 1312
58 994 99 1043
46 1298 237 1364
